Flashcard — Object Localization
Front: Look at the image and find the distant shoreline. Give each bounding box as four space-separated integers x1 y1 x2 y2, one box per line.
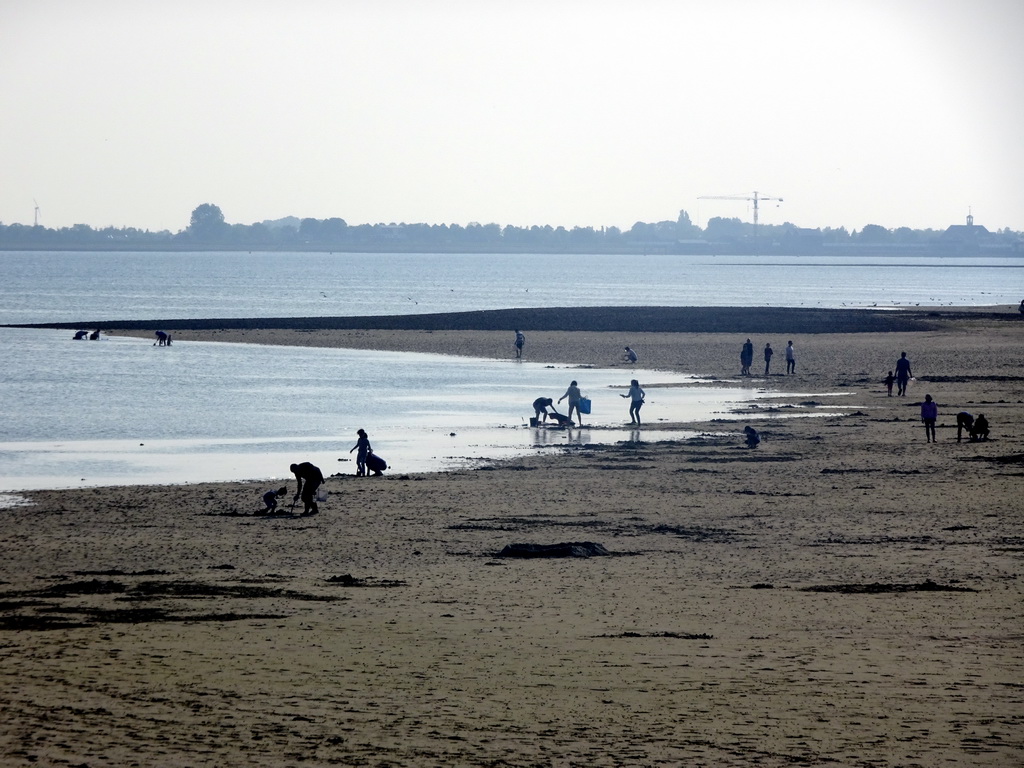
2 240 1021 258
8 304 1021 336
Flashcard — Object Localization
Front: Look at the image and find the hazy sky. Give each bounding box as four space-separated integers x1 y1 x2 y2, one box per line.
2 0 1022 233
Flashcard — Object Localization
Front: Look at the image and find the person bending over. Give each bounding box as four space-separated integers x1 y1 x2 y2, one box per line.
533 397 554 423
955 412 974 443
262 486 287 514
971 414 989 441
290 461 324 516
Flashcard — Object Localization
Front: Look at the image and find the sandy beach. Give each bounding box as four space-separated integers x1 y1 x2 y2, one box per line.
2 306 1022 766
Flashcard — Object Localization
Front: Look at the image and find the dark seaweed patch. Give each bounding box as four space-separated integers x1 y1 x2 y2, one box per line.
497 542 610 558
650 524 738 543
0 577 345 631
326 574 407 588
801 580 976 594
600 630 714 640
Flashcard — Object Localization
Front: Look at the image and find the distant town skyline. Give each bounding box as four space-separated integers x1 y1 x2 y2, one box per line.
5 201 1018 259
2 1 1022 233
4 203 1017 238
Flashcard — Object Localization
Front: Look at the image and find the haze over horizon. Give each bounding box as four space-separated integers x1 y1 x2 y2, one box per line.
2 0 1022 234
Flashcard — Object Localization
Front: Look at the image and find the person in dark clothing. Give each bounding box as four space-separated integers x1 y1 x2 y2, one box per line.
971 414 989 441
884 371 895 397
743 425 760 448
289 461 324 516
262 486 287 514
895 352 912 396
365 451 387 476
350 428 371 476
740 339 753 376
920 394 938 443
763 343 774 375
533 397 554 423
955 412 974 443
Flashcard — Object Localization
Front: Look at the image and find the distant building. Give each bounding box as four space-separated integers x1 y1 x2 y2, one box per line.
940 211 992 252
780 227 824 251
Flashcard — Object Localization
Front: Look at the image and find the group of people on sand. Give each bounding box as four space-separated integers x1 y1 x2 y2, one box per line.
252 332 1004 518
919 394 990 444
72 329 102 340
264 337 1004 514
741 345 998 451
260 428 387 516
532 377 646 427
886 350 993 443
260 461 325 517
740 339 795 376
349 428 386 477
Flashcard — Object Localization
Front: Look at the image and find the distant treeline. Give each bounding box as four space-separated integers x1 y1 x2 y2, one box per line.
1 204 1020 255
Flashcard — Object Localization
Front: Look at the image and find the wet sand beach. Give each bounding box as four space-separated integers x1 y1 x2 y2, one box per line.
2 306 1022 766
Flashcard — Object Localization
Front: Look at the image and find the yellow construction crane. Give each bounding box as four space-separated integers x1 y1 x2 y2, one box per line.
698 191 783 238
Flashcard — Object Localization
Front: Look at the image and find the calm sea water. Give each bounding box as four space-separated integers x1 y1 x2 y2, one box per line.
0 328 772 493
1 250 1015 493
1 251 1020 325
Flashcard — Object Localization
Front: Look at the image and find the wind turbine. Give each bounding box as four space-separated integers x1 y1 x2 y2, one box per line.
33 199 40 227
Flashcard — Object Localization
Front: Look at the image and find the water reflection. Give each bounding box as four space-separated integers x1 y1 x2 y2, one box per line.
0 327 766 491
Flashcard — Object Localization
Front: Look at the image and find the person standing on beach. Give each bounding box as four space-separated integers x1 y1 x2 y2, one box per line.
740 339 753 376
920 394 938 442
514 330 525 359
350 428 371 477
558 380 583 426
764 343 774 375
621 379 645 425
884 371 895 397
290 461 324 516
895 352 912 396
785 341 796 374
